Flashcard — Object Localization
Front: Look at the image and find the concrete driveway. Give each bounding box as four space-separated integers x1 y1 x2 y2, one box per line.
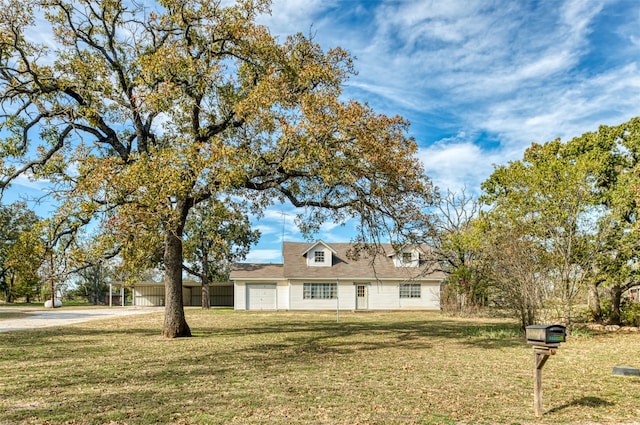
0 307 161 332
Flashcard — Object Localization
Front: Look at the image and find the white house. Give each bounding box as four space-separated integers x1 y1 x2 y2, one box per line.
230 241 445 311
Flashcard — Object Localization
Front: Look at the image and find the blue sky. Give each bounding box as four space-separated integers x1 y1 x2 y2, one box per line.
244 0 640 262
5 0 640 263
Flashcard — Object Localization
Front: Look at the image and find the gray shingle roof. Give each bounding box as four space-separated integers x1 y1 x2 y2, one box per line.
231 263 285 279
230 242 445 281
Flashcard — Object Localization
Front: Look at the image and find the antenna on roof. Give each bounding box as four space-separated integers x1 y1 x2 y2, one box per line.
280 208 288 263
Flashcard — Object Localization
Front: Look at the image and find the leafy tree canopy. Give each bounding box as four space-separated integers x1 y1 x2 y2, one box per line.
480 117 640 326
0 0 434 336
0 201 41 301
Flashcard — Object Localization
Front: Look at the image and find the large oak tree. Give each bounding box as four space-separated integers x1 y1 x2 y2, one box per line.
0 0 434 337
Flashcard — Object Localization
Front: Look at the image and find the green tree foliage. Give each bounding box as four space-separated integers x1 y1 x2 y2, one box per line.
480 117 640 326
72 262 110 305
476 211 548 328
429 189 489 312
0 0 434 336
183 198 260 309
0 202 42 302
565 118 640 324
482 140 601 326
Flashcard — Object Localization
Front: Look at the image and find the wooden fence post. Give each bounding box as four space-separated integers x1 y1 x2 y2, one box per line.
533 346 555 417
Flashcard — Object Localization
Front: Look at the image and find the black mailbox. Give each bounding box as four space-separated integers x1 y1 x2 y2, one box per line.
525 324 566 345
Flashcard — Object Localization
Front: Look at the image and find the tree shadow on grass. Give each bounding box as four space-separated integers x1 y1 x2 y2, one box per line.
1 312 527 373
547 396 614 414
129 317 530 391
0 326 161 361
194 316 526 359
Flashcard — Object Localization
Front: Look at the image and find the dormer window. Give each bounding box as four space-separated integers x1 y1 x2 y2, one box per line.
303 241 335 267
402 252 412 264
394 247 422 268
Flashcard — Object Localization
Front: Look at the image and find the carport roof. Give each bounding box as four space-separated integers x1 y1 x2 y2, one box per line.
230 263 285 279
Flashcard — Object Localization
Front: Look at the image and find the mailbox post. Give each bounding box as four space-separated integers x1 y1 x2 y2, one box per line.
525 325 566 417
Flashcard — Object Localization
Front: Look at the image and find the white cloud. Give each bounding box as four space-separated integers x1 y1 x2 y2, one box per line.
244 249 283 263
336 0 610 119
10 174 49 191
374 0 500 50
252 222 278 237
255 206 299 239
419 138 506 194
561 0 606 38
256 0 337 38
480 62 640 152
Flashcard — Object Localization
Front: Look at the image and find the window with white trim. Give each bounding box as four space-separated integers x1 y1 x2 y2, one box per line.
303 283 337 299
399 283 421 298
314 250 325 263
402 252 413 263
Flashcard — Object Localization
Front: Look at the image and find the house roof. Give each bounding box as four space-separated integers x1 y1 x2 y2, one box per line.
387 244 426 257
300 240 337 256
230 242 445 281
230 263 285 280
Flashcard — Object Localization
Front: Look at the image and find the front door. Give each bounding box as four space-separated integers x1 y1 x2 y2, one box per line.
356 284 368 310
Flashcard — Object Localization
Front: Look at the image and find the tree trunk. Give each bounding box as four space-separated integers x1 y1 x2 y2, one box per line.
93 265 100 305
587 281 602 322
162 228 191 338
609 285 622 325
201 249 210 309
6 273 13 303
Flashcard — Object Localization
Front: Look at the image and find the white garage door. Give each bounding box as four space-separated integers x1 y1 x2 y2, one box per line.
246 284 277 310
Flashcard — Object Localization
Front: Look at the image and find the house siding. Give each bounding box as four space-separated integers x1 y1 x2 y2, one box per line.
367 282 399 309
305 245 333 267
234 282 247 310
234 280 288 310
284 280 441 311
277 282 290 310
399 282 441 309
364 281 439 310
231 242 445 312
288 280 353 310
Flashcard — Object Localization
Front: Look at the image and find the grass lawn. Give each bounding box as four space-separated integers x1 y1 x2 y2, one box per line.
1 310 638 425
0 310 29 321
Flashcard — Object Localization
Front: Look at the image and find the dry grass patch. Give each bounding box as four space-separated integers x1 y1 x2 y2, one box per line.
0 309 638 424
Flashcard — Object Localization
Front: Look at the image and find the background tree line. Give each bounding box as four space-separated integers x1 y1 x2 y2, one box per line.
0 201 42 302
0 198 258 306
3 112 639 331
433 117 640 329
